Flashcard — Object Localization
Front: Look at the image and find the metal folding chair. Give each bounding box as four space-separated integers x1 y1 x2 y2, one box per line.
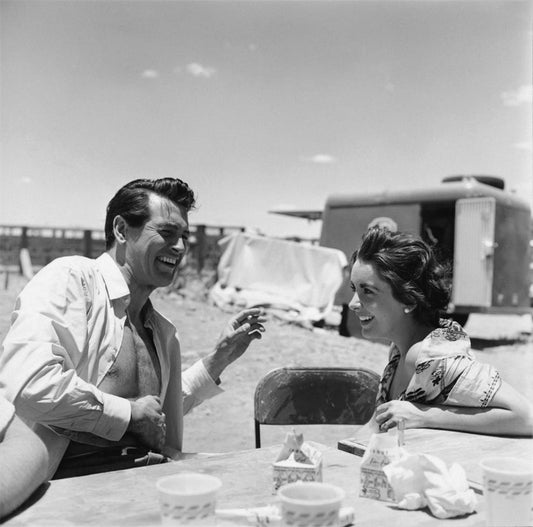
254 366 380 448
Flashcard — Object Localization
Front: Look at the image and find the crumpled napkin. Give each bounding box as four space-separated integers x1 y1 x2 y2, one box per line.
275 430 316 464
382 452 477 519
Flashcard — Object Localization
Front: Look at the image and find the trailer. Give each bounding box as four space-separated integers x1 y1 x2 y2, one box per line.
317 176 531 336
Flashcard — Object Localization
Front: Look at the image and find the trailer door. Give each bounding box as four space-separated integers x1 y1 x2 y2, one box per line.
452 197 496 307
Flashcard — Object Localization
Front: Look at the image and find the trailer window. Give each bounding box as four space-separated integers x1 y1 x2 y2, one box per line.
420 205 455 264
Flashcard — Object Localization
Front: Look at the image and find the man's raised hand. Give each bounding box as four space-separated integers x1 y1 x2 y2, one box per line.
203 308 267 381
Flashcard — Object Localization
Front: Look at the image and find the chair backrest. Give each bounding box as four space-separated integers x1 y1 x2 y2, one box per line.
254 366 380 448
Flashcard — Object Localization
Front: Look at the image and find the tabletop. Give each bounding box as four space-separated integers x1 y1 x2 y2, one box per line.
338 428 533 493
5 442 487 527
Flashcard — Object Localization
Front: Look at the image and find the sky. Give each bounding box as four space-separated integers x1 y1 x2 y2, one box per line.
1 0 532 239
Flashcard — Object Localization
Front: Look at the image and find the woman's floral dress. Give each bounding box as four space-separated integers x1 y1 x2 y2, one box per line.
375 319 501 408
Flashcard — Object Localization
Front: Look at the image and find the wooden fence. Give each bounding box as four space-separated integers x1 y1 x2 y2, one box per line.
0 224 245 275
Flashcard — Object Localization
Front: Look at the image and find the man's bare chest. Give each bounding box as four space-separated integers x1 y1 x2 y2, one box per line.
98 320 161 398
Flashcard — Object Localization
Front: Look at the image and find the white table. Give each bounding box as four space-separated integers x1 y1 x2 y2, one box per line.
5 442 487 526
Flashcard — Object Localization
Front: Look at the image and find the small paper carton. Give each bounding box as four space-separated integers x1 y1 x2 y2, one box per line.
359 430 404 502
272 430 323 492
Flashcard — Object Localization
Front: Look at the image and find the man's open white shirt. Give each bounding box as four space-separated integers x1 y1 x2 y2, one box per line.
0 253 221 476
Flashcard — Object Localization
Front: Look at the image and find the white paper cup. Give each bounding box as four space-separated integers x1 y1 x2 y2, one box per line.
156 472 222 526
480 457 533 527
278 481 345 526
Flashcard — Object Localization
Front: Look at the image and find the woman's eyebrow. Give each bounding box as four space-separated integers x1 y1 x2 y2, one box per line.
359 281 378 291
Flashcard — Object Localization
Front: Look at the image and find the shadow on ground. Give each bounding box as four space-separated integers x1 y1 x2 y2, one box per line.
470 335 531 349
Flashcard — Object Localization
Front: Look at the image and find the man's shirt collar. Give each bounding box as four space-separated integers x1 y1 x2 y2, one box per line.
95 253 130 302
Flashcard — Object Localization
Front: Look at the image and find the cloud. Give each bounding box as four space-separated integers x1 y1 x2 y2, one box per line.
385 82 395 93
302 154 337 164
501 84 532 106
20 176 32 184
186 63 216 79
141 69 159 79
512 141 532 151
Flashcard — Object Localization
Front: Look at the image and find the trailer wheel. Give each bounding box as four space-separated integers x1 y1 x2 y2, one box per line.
339 304 351 336
451 313 469 327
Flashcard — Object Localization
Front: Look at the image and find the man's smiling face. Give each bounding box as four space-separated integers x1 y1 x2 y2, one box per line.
125 192 190 290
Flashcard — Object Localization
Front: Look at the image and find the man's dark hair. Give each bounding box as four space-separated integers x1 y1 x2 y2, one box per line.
104 178 196 249
351 227 451 326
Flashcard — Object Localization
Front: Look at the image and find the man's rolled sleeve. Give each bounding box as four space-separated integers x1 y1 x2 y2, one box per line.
182 359 223 415
92 392 131 441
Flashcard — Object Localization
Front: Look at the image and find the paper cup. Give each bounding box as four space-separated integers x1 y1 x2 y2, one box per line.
480 457 533 527
156 472 222 526
278 481 345 526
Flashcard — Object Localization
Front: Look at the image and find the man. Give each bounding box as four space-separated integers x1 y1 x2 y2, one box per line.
0 178 265 478
0 396 49 519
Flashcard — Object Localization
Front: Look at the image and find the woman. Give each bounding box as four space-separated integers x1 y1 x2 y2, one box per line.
349 226 532 436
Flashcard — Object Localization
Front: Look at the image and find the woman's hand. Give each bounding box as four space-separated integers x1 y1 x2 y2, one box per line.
375 400 427 431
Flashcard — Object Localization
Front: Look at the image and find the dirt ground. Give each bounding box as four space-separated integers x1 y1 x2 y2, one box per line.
1 272 531 455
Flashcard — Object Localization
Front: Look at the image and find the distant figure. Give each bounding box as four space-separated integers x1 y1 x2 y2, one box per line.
0 396 48 519
0 177 266 479
367 216 398 232
349 227 532 436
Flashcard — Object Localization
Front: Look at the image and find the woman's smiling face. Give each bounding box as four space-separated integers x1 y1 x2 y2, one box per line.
348 258 407 343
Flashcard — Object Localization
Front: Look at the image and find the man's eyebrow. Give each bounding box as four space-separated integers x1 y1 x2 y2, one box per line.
158 222 189 234
158 221 183 228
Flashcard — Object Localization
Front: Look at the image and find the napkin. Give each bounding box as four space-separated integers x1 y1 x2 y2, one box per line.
272 430 322 490
382 452 477 519
275 430 315 464
216 505 355 526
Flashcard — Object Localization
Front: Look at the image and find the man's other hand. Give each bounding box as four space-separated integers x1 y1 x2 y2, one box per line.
203 308 267 381
127 395 166 451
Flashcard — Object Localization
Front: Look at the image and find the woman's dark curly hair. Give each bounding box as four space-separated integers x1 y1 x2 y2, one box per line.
351 227 451 326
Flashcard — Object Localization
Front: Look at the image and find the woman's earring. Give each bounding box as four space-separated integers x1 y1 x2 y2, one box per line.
403 307 412 314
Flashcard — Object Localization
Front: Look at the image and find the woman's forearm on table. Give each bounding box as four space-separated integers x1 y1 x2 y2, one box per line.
420 404 533 437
